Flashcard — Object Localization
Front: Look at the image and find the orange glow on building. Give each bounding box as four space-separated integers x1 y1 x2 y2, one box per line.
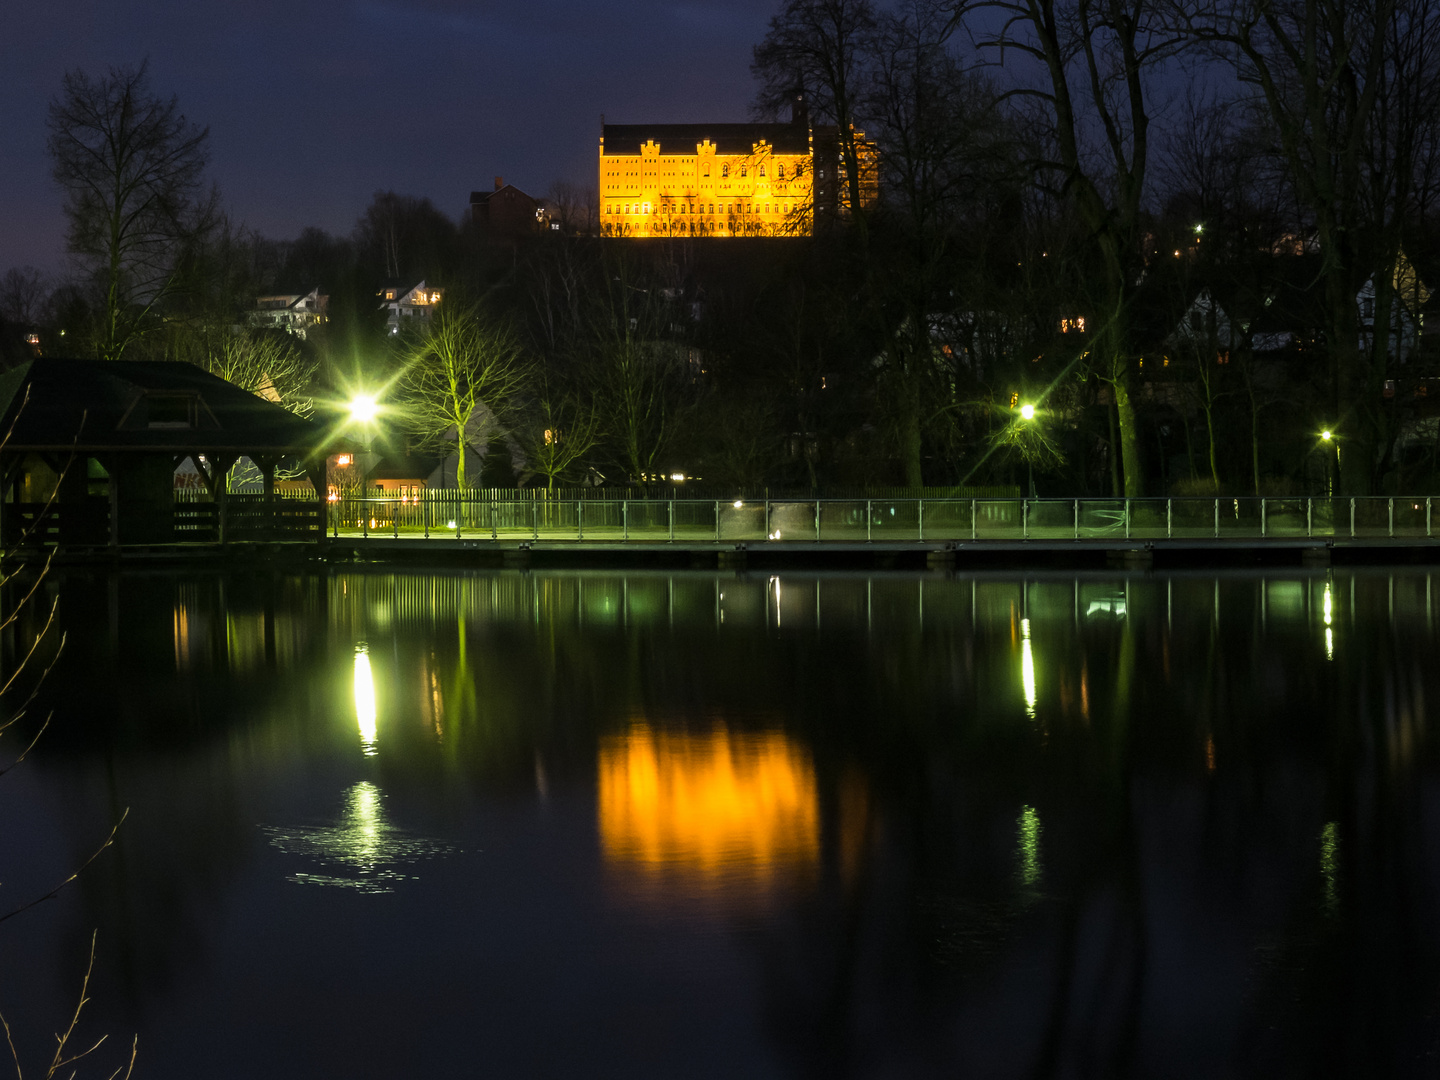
597 724 819 889
599 110 877 238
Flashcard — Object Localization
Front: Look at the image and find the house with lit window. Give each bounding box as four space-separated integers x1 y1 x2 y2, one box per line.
378 281 443 334
598 95 877 238
470 177 549 239
249 288 328 338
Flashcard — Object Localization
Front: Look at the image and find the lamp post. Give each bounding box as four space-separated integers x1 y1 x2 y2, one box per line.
1019 403 1037 497
1319 429 1338 498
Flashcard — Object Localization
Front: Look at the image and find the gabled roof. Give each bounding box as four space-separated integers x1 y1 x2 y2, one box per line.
0 360 331 456
602 123 810 156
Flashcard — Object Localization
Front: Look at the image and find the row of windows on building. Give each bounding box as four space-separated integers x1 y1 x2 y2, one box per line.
604 221 790 235
607 202 796 216
605 161 797 179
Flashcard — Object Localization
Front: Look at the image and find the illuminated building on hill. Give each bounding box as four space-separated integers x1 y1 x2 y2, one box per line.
599 101 877 238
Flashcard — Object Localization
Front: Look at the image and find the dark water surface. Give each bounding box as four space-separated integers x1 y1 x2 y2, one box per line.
2 568 1439 1078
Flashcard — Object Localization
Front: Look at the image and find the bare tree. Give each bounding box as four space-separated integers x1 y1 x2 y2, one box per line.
0 268 50 326
204 331 319 417
47 61 218 361
1171 0 1440 493
520 386 604 490
753 0 879 221
952 0 1183 496
400 303 532 490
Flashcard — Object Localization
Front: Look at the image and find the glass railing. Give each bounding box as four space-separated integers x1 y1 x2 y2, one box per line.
315 494 1440 543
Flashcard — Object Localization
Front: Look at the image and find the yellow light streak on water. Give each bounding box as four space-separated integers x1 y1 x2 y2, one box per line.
1018 804 1042 888
1320 821 1339 916
354 645 377 756
1021 618 1037 718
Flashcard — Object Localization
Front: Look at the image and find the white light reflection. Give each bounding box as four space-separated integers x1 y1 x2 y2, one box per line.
354 644 378 755
262 781 456 893
1323 583 1334 661
1021 618 1037 718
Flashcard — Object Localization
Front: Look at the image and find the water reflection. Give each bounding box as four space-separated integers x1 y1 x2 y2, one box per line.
354 644 377 756
14 567 1440 1078
262 781 455 893
598 724 818 899
1324 581 1335 660
1017 804 1042 890
1020 617 1037 719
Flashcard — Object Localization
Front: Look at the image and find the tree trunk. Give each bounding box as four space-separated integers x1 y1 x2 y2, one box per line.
1107 398 1122 497
1114 377 1143 498
901 410 923 488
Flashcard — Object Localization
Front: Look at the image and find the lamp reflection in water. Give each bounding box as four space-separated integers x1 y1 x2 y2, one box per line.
262 781 455 893
598 724 819 902
1021 619 1037 718
1017 804 1042 890
1323 582 1335 661
354 643 378 755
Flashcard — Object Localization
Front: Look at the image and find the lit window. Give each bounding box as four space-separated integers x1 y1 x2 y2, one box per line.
741 165 747 177
759 164 766 177
722 164 729 177
777 164 785 179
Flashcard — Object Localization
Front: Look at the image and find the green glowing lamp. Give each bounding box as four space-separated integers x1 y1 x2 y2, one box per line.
349 394 380 424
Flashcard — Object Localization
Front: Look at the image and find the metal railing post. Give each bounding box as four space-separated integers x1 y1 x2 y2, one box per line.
490 499 498 540
423 491 430 539
1261 497 1266 538
1074 499 1079 539
668 499 675 543
1350 497 1356 538
362 498 368 540
1389 497 1394 538
866 499 872 543
393 499 399 539
1167 498 1172 539
1125 498 1130 540
765 498 771 540
1307 497 1312 537
1214 498 1219 538
972 499 977 541
917 499 923 542
623 499 628 541
1429 496 1433 539
715 500 721 542
577 499 584 541
815 499 821 541
1023 498 1029 539
455 494 461 540
533 498 539 541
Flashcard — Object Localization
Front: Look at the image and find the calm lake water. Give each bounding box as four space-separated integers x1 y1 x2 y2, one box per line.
2 567 1439 1078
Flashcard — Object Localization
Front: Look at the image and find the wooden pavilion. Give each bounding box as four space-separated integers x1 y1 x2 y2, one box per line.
0 360 335 547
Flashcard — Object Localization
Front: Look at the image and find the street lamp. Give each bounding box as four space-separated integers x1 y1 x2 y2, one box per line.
1319 428 1339 497
1018 403 1038 496
349 393 380 425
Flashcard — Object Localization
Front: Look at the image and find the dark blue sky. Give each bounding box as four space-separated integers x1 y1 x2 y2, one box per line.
1 0 779 274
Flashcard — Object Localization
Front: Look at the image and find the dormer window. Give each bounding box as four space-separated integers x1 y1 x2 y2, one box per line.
759 164 766 177
145 393 200 429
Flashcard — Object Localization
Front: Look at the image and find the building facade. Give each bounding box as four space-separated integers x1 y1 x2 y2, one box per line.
378 281 442 335
600 116 824 238
249 288 328 338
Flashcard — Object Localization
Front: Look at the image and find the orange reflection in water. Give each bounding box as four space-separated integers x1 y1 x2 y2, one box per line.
598 724 819 894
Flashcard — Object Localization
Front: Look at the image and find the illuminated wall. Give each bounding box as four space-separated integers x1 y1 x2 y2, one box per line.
599 123 815 238
597 724 819 892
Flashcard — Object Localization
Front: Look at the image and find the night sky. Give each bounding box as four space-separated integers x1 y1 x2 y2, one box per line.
0 0 779 274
